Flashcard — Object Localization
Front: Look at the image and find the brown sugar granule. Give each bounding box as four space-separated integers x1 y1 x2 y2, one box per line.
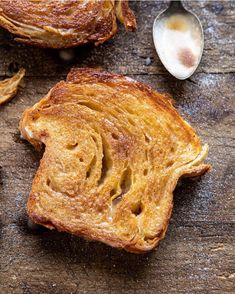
178 48 196 68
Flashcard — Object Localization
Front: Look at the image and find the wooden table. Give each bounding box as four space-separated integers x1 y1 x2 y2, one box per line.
0 1 234 293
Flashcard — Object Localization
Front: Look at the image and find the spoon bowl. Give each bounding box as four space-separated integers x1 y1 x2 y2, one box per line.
153 1 204 80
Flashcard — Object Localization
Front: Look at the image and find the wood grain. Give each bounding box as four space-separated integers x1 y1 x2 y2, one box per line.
0 1 234 293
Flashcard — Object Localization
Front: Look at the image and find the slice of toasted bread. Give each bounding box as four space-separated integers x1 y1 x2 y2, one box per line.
0 0 136 48
20 68 210 253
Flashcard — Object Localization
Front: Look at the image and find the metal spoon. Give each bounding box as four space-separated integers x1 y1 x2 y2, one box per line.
153 1 204 80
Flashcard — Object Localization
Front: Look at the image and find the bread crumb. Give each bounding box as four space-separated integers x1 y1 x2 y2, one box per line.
0 68 25 105
145 57 152 66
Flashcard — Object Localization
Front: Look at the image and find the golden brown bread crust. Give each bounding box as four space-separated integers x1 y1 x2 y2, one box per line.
20 68 210 253
0 0 136 48
0 68 25 105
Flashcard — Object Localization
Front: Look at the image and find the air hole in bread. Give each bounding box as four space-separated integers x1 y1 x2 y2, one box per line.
145 150 148 160
166 160 174 168
111 133 119 140
120 167 132 195
131 202 142 216
77 101 101 112
86 156 96 179
111 167 132 209
45 178 59 193
143 169 148 176
67 142 78 150
91 135 97 143
98 136 112 185
41 104 51 109
170 147 175 153
79 158 84 162
110 189 116 196
112 194 123 207
144 135 150 143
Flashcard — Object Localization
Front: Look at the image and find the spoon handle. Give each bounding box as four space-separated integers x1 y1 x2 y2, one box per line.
169 1 184 11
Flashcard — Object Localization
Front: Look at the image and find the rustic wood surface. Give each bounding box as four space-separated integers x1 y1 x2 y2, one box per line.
0 1 234 293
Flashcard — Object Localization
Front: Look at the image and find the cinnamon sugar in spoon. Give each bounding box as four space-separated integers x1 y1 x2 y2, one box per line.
153 1 204 80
